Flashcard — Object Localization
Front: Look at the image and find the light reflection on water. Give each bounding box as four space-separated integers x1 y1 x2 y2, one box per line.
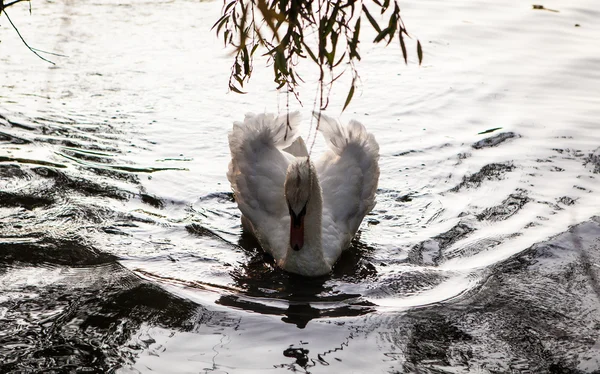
1 0 600 372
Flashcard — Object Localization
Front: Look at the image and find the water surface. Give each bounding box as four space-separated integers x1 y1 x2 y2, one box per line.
1 0 600 372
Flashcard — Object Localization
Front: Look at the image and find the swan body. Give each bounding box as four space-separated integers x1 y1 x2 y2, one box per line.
227 112 379 276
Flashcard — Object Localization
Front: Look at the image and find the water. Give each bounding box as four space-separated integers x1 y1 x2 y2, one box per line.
1 0 600 372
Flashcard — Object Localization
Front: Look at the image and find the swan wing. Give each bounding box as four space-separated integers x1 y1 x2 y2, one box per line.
227 112 302 260
314 113 380 264
283 136 309 158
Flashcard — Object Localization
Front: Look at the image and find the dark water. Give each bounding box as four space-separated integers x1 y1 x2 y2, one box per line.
2 107 600 374
2 0 600 372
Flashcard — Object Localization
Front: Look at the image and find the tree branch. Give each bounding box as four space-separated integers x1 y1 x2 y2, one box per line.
214 0 421 111
1 0 31 16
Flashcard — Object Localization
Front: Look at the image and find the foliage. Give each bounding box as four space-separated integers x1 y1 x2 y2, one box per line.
213 0 422 111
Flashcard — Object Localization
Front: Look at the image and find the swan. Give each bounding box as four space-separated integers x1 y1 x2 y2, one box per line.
227 112 379 276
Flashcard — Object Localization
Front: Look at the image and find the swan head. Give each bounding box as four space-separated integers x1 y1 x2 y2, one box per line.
284 158 313 251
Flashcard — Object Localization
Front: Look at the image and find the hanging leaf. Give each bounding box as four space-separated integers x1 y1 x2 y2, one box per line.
382 0 390 13
342 81 356 112
362 5 382 33
212 14 228 32
256 0 283 42
329 31 339 66
213 0 422 106
333 51 347 67
399 29 407 64
349 18 361 59
223 30 230 46
374 27 391 43
229 83 247 94
303 43 319 63
386 6 398 45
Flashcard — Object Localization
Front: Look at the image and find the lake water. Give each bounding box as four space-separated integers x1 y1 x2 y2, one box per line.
1 0 600 372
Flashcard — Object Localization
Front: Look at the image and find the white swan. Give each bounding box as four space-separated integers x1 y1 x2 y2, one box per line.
227 112 379 276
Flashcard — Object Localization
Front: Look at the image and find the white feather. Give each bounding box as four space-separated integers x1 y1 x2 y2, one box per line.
227 111 379 276
314 113 380 265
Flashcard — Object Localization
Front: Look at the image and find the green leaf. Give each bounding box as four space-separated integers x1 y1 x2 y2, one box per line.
328 2 341 34
275 80 286 90
223 30 230 46
212 14 228 31
242 46 250 74
329 31 339 65
333 51 347 67
229 83 247 94
362 5 381 33
275 17 286 33
275 50 288 75
349 18 361 59
399 29 407 64
382 0 390 13
217 18 229 36
386 8 398 45
215 0 417 108
373 27 390 43
342 82 355 112
234 74 244 86
292 32 302 51
224 1 235 14
256 0 283 42
325 50 333 66
303 43 319 63
352 17 361 45
331 70 345 82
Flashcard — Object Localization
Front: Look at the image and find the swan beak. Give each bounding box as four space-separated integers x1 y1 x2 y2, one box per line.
290 217 304 251
288 201 307 251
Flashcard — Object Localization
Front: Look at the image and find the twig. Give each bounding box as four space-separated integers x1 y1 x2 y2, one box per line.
2 9 56 65
31 47 67 57
3 0 30 9
1 0 24 13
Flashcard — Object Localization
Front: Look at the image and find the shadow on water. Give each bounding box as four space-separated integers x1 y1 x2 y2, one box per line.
206 230 378 328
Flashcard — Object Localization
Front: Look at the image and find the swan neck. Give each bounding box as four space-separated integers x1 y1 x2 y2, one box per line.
304 173 322 243
282 163 330 276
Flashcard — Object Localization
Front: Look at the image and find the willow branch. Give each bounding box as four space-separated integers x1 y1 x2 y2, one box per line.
2 9 56 64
